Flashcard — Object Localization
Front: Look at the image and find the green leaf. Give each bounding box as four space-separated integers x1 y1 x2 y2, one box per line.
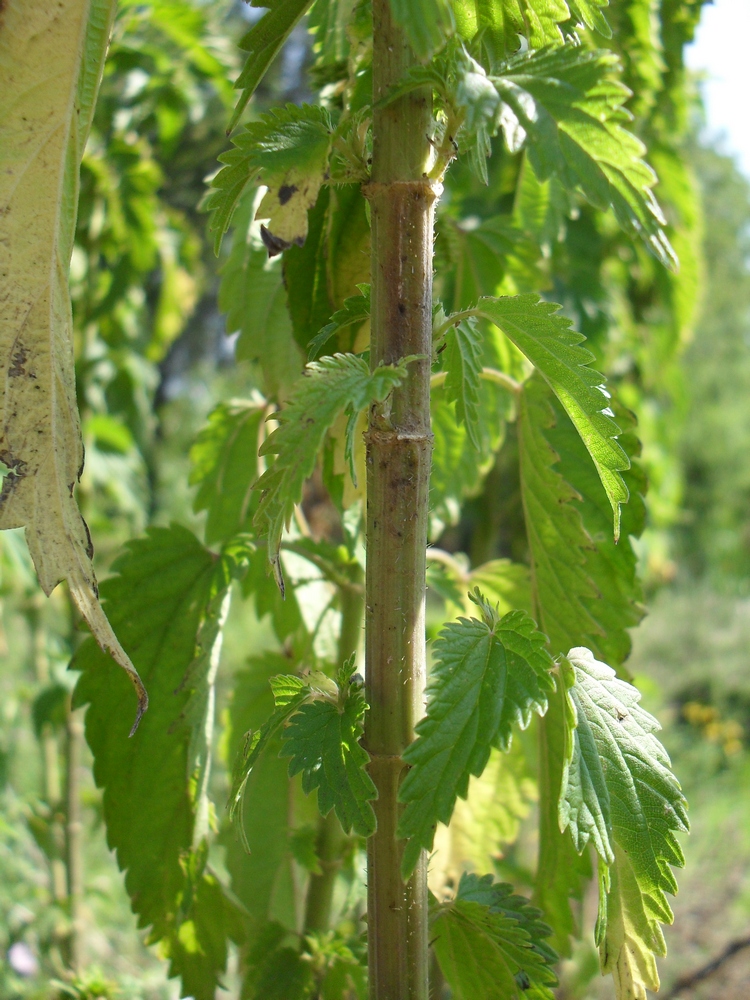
432 875 558 1000
513 153 573 250
284 188 336 354
456 873 558 968
429 373 512 536
228 672 310 850
166 866 244 1000
473 294 630 536
72 526 236 998
308 285 371 360
561 648 688 999
517 377 644 664
254 353 412 589
533 682 592 957
309 0 361 66
288 824 322 874
398 591 554 877
568 0 611 37
243 923 313 1000
491 45 676 267
439 216 542 310
519 376 645 956
443 318 484 449
229 0 315 130
427 557 532 620
221 655 308 932
206 104 335 253
308 929 368 1000
218 193 303 400
388 0 455 61
281 676 377 837
557 659 611 864
468 560 533 617
544 389 646 666
190 400 265 545
454 0 574 64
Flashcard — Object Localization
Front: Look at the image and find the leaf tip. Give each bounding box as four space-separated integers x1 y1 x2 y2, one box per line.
128 682 149 737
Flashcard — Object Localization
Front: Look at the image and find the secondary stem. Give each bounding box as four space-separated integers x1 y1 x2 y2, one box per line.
365 2 435 997
66 704 84 972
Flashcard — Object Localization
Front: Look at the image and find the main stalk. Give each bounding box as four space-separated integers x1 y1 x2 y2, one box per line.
364 2 435 997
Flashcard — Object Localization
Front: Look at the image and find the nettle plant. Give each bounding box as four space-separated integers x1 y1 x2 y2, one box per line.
1 0 692 997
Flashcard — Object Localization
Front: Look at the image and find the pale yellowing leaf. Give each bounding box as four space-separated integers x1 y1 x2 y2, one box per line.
0 0 147 727
257 168 326 254
599 848 661 1000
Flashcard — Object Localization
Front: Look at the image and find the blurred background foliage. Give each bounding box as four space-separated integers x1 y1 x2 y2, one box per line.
2 0 750 997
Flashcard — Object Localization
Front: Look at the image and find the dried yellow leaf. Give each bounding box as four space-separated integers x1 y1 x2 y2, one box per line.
0 0 147 729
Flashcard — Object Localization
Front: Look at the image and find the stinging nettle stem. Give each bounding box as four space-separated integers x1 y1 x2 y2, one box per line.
364 2 436 997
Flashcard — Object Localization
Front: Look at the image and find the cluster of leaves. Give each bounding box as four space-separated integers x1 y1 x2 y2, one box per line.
0 0 707 996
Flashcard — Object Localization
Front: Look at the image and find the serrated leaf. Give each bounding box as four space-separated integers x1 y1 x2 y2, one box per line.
0 0 147 727
599 846 660 1000
398 592 554 876
72 526 236 997
557 658 611 863
308 285 371 360
309 0 360 66
544 389 646 665
443 318 484 449
456 873 558 967
517 377 644 665
568 0 610 36
534 681 592 957
388 0 455 61
288 824 322 874
562 649 689 999
473 294 629 535
190 400 265 545
491 45 676 267
206 104 335 253
432 877 557 1000
229 0 315 130
281 681 377 837
254 353 412 588
454 0 573 64
519 376 645 956
513 153 573 249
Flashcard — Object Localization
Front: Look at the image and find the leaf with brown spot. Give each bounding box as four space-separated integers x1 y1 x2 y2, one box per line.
257 168 327 253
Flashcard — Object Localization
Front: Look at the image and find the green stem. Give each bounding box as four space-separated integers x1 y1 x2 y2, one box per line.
365 3 434 997
303 570 365 935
